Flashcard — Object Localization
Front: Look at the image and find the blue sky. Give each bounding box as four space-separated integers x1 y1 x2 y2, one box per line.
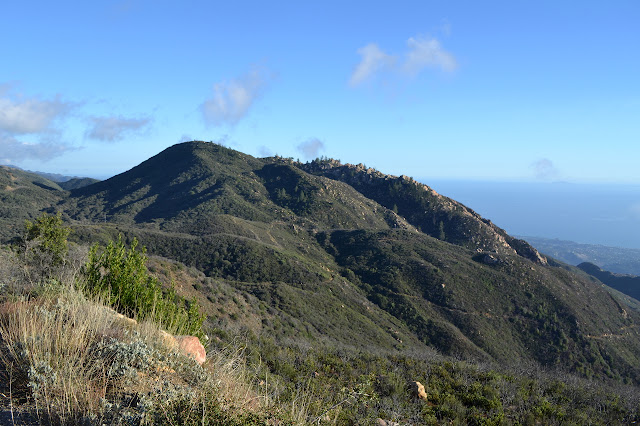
1 1 639 182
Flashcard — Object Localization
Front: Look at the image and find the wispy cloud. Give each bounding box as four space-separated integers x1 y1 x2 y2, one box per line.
0 133 72 163
404 37 457 75
297 138 325 159
0 93 73 134
258 145 273 157
0 86 76 162
349 35 457 87
349 43 396 87
201 67 271 126
212 134 230 146
531 158 560 180
85 115 151 142
0 83 156 164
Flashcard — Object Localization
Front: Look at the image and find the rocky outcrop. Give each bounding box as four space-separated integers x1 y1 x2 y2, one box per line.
161 332 207 365
410 381 428 400
113 310 206 365
481 253 500 265
506 236 548 265
300 159 547 265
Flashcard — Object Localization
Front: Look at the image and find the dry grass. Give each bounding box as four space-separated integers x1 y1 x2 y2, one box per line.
0 286 123 423
0 280 277 424
0 242 282 424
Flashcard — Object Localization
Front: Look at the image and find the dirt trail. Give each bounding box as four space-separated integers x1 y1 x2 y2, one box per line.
586 324 638 340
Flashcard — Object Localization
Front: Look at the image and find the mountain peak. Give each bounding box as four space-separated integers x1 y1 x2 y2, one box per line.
6 142 640 389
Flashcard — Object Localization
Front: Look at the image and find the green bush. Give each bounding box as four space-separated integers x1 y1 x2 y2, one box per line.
84 235 204 337
22 212 70 265
12 212 71 283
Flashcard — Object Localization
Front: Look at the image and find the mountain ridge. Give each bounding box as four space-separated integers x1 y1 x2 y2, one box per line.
300 157 547 264
3 141 640 385
578 262 640 303
523 235 640 275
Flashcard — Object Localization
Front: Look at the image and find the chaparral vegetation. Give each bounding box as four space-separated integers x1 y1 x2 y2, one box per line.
2 142 640 424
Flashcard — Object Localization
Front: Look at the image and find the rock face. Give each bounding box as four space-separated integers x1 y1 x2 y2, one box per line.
159 331 206 365
301 159 547 265
175 336 207 365
482 253 500 265
160 331 207 365
112 309 206 365
410 381 428 400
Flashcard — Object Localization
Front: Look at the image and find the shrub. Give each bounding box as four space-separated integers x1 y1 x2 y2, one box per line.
84 235 205 338
12 212 71 285
21 212 70 266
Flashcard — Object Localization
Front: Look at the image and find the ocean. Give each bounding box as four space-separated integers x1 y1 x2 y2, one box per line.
423 180 640 250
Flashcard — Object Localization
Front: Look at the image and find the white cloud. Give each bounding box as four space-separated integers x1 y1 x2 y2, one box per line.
297 138 325 159
0 87 75 163
349 43 396 87
0 132 72 163
85 115 151 142
0 94 73 134
530 158 560 180
0 83 155 164
350 36 457 87
201 67 270 126
404 37 457 75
